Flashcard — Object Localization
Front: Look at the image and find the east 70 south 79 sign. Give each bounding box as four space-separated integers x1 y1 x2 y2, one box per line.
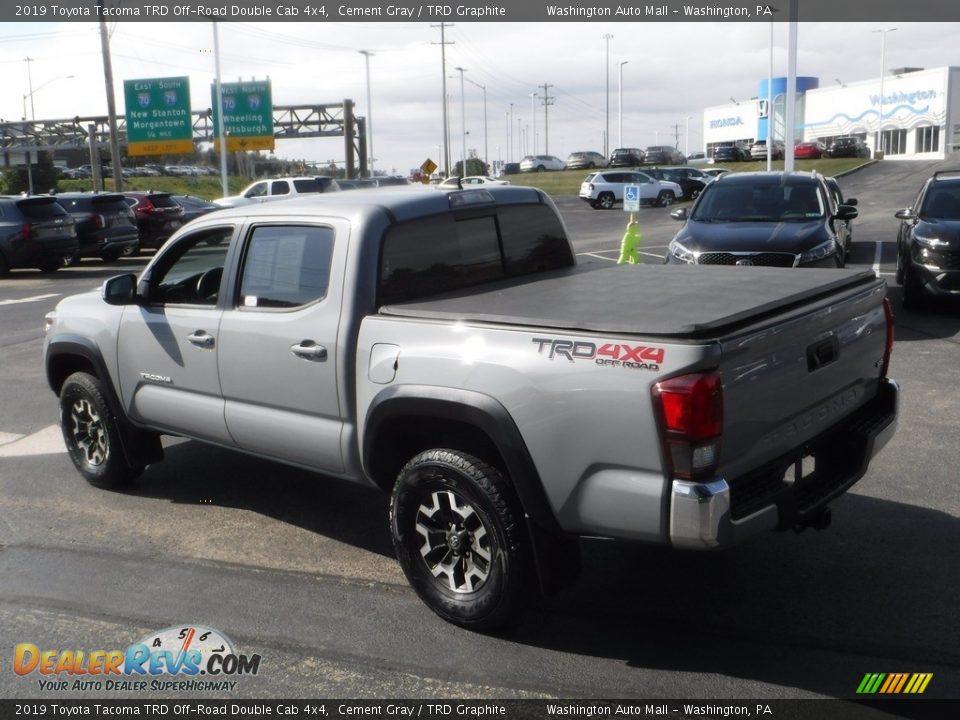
123 76 193 156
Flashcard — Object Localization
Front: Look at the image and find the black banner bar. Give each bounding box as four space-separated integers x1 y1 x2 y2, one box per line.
4 0 960 23
0 699 955 720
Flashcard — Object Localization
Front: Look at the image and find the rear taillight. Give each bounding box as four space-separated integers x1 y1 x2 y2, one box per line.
881 297 895 379
652 371 723 481
139 198 155 214
21 222 32 241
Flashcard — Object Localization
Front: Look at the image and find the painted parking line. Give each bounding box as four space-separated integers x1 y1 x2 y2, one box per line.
0 425 65 457
0 293 61 307
873 241 883 278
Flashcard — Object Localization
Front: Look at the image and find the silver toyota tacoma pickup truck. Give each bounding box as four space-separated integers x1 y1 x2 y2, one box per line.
44 185 899 629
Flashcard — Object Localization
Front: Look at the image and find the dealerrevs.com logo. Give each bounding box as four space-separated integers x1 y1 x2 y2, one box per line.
13 625 261 692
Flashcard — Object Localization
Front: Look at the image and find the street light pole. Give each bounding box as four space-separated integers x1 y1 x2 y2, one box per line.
603 34 613 157
529 92 538 155
618 60 629 148
465 76 487 168
455 66 467 175
358 50 374 175
873 27 898 157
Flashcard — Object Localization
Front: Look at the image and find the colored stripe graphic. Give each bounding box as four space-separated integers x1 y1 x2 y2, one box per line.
857 672 932 694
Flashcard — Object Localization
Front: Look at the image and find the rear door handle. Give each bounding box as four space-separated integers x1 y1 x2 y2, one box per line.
187 331 215 349
290 341 327 362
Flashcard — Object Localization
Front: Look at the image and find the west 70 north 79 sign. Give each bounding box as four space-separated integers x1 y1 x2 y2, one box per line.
211 80 275 152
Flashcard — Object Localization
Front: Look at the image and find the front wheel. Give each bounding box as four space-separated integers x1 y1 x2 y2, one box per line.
390 449 529 631
658 191 675 207
598 192 615 210
59 372 143 488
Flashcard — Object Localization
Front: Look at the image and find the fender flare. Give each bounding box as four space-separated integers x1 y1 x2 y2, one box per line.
363 384 562 536
45 335 163 468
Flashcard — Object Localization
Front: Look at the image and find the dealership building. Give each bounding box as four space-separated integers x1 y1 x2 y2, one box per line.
703 66 960 159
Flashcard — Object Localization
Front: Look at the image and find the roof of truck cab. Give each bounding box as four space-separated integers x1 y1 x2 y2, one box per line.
207 184 551 224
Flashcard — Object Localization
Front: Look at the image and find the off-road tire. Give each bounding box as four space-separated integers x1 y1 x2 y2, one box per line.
59 372 143 488
390 449 529 631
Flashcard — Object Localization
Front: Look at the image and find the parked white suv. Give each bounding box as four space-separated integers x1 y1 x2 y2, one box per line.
579 170 683 209
214 176 340 208
519 155 566 172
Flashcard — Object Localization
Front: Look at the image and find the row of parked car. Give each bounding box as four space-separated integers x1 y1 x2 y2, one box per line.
0 190 219 275
700 136 872 163
0 173 418 275
57 164 223 180
579 165 727 208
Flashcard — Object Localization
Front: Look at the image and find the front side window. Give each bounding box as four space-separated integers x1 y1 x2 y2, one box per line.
245 183 268 198
238 225 334 309
150 227 233 306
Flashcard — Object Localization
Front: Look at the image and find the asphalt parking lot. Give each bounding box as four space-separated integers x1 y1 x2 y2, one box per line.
0 161 958 704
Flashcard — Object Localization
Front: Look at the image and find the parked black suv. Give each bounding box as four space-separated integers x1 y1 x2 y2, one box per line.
123 191 185 249
642 166 714 201
827 136 870 158
0 195 77 274
665 171 857 268
55 192 139 262
895 170 960 308
712 144 751 162
608 148 645 167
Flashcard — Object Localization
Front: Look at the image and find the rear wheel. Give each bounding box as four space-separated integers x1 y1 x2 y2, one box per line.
390 449 530 630
59 372 143 488
536 165 546 173
658 191 676 207
38 259 62 273
598 192 616 210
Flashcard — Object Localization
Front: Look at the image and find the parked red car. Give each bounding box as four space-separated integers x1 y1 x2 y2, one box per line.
794 140 826 159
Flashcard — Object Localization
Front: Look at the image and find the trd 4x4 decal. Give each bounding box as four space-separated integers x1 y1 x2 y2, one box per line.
532 338 664 371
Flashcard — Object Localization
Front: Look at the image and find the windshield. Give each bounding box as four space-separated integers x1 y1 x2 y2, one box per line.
920 185 960 219
692 182 826 222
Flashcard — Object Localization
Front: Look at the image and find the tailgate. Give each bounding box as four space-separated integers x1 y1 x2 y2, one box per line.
717 277 889 499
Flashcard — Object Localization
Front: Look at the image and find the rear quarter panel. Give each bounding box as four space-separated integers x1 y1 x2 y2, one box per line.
356 315 716 542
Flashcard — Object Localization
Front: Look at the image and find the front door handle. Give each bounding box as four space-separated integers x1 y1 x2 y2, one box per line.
187 331 215 349
290 341 327 362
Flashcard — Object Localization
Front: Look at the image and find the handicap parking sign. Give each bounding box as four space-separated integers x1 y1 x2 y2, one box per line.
624 185 640 212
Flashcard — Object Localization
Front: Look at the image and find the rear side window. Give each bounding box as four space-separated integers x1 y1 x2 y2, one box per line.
144 194 179 208
379 204 572 304
239 225 334 309
293 178 323 192
17 198 69 220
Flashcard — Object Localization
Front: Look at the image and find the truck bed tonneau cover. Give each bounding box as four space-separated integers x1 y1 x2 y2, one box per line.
380 264 883 339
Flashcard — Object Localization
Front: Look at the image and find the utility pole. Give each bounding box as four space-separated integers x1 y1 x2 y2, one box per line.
98 18 123 191
540 82 554 154
508 103 513 163
431 22 454 176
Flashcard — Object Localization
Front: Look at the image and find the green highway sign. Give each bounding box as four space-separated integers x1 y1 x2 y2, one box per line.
211 80 275 152
123 76 193 156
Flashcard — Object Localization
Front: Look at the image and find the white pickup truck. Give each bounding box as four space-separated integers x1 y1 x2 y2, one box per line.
44 185 899 629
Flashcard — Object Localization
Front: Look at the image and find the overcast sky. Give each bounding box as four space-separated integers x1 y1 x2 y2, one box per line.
2 21 959 174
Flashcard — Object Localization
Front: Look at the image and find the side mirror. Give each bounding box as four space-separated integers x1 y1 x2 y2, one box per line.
102 273 139 306
670 207 689 221
836 205 859 221
894 208 914 221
